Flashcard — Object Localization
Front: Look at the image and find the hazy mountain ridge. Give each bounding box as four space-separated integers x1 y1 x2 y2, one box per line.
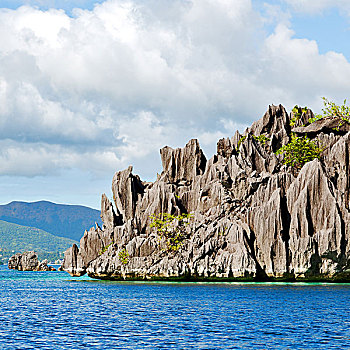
0 200 102 242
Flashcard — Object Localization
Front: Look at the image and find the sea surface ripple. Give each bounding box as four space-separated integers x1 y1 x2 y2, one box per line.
0 266 350 349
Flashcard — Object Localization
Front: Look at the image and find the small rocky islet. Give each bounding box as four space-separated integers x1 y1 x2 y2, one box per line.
8 251 56 271
61 104 350 282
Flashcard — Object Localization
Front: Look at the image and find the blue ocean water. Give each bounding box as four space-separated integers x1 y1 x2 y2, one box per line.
0 266 350 349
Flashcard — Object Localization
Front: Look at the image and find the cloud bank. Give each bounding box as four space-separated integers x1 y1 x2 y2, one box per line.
1 0 350 181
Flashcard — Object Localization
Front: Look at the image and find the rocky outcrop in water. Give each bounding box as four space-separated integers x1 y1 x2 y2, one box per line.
8 251 56 271
62 104 350 281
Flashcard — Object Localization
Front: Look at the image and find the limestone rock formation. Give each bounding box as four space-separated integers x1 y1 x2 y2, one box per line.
62 104 350 281
8 251 56 271
292 116 350 136
37 259 56 271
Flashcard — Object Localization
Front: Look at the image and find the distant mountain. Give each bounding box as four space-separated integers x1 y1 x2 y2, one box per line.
0 201 102 242
0 220 78 263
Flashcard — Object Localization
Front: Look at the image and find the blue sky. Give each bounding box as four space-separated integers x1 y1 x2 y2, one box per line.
258 2 350 59
0 0 350 209
293 10 349 58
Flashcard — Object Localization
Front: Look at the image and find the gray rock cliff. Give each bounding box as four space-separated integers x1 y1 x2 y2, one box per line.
62 105 350 281
8 251 56 271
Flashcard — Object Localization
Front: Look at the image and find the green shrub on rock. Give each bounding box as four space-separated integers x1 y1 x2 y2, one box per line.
309 97 350 125
118 248 129 265
276 134 323 172
237 136 246 150
98 242 113 256
253 134 270 145
290 105 308 127
149 213 192 252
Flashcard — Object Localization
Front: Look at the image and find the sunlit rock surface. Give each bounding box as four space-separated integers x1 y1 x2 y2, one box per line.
8 251 56 271
62 105 350 281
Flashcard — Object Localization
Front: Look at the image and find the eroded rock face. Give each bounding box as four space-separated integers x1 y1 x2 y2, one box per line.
62 105 350 281
37 259 56 271
160 139 207 183
8 251 56 271
248 104 291 151
292 116 350 136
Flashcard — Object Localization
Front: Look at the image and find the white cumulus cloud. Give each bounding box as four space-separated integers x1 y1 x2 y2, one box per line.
0 0 350 182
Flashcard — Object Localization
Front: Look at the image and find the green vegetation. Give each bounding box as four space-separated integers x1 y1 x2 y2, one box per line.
118 248 129 264
150 213 192 252
309 97 350 127
307 114 323 124
253 134 270 145
290 99 350 127
274 98 350 172
276 134 323 172
290 105 308 127
0 220 78 263
237 136 246 150
98 242 113 256
237 134 270 151
0 200 101 242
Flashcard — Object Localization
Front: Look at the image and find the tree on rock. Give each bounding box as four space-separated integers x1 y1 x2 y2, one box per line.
276 134 323 173
149 213 192 252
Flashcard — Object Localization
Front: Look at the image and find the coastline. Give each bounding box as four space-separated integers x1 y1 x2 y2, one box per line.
85 272 350 284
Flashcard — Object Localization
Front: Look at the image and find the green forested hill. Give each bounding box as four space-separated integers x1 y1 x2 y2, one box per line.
0 201 101 241
0 220 78 263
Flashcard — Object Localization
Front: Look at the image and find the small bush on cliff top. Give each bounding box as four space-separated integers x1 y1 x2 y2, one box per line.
309 97 350 125
290 105 308 127
150 213 192 252
276 134 323 172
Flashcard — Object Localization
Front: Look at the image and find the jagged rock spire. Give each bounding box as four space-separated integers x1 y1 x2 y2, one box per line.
61 104 350 281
